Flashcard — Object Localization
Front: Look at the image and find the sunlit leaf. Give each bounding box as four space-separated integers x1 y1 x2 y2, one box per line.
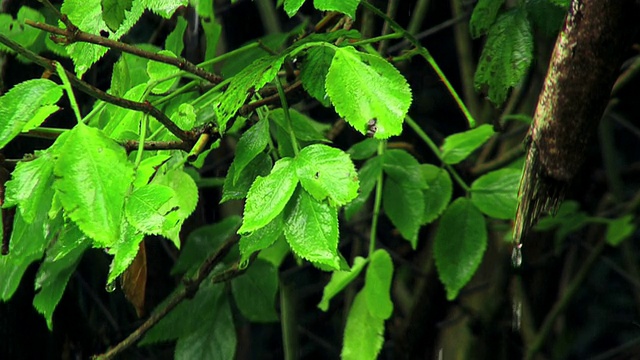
341 289 384 360
147 50 181 94
231 118 270 185
318 256 367 311
364 249 393 319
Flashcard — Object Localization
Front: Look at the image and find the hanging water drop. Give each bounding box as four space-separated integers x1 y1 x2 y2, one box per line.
105 281 117 293
238 258 250 270
511 243 523 268
512 299 522 331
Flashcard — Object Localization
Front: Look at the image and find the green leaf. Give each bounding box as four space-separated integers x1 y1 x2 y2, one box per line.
102 84 146 139
232 119 270 185
101 0 133 31
347 138 379 160
231 259 279 322
299 46 334 106
33 231 90 330
270 108 330 142
421 164 453 224
341 289 385 360
441 124 495 165
526 0 567 36
147 50 181 94
170 103 196 131
125 184 176 234
0 7 44 54
383 177 424 248
326 46 411 139
107 219 144 284
474 8 533 105
469 0 505 38
239 158 298 234
294 144 359 206
132 154 171 188
284 189 340 270
434 198 488 300
382 149 426 188
166 16 188 55
215 55 285 132
257 237 290 267
239 213 284 264
0 79 62 149
344 155 383 220
54 123 134 247
606 215 635 247
318 256 367 311
153 168 199 247
284 0 305 17
4 151 55 223
471 168 521 220
172 216 242 276
221 152 272 203
314 0 360 18
364 249 393 319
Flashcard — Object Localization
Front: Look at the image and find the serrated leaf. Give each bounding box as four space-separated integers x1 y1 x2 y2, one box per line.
4 151 55 223
295 144 359 206
382 149 426 188
441 124 495 165
154 168 199 247
215 55 285 132
284 189 340 270
469 0 505 38
326 46 411 139
341 289 384 360
232 119 270 185
284 0 305 17
344 155 383 220
33 232 90 330
239 213 284 264
300 46 334 106
270 108 330 142
318 256 367 311
101 0 133 31
125 184 176 234
54 123 134 247
314 0 360 18
364 249 393 319
474 8 533 105
434 198 487 300
231 259 279 322
170 103 196 131
147 50 181 94
606 215 635 247
107 218 144 284
172 216 242 276
0 79 62 149
471 168 521 220
347 138 379 160
421 164 453 224
239 158 298 234
221 152 272 203
383 177 424 248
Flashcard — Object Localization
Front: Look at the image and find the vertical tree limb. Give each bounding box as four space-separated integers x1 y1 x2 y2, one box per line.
513 0 640 244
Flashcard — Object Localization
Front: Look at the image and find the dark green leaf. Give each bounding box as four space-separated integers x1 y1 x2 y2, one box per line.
341 290 384 360
434 198 487 300
421 164 453 224
344 155 383 220
165 16 187 55
474 8 533 105
318 256 367 311
221 152 272 203
231 259 279 322
270 108 330 142
295 144 359 206
526 0 567 36
382 149 426 188
299 46 334 106
469 0 505 38
471 168 521 220
284 189 340 270
606 215 635 247
441 124 495 165
239 158 298 234
347 138 379 160
239 213 284 264
383 177 424 248
326 46 411 139
232 119 270 185
364 249 393 319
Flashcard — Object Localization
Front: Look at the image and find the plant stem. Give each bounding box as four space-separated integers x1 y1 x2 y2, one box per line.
349 32 403 47
407 0 431 35
280 279 298 360
134 115 148 168
361 0 476 128
377 0 400 54
369 141 386 256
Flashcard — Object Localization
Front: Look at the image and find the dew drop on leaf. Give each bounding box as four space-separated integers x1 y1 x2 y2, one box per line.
105 281 117 293
239 259 250 270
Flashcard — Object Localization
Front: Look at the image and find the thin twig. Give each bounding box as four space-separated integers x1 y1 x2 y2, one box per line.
0 33 191 141
25 20 223 85
239 80 303 116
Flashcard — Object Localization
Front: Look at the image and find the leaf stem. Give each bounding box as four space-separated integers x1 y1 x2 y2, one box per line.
369 141 386 256
275 77 299 156
53 61 82 124
134 115 148 168
361 0 476 128
349 32 403 47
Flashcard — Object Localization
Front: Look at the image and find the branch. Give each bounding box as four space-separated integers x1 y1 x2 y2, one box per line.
0 33 192 142
239 80 303 116
92 237 245 360
25 20 223 85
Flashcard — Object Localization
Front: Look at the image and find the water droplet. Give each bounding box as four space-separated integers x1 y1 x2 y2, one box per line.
238 259 250 270
511 243 523 268
105 281 116 293
512 299 522 331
